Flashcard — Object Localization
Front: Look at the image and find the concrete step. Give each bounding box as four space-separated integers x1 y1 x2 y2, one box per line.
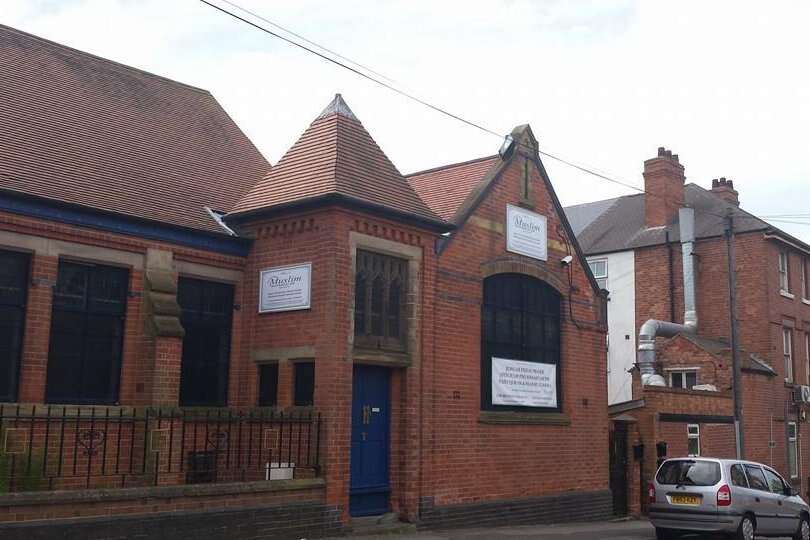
348 513 417 536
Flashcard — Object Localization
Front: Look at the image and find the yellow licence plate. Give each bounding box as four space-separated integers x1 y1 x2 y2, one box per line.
671 494 701 505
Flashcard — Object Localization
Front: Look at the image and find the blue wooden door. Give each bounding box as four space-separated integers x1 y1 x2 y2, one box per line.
350 365 390 516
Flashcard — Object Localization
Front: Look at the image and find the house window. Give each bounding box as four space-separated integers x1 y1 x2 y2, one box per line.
258 363 279 407
45 261 128 404
788 422 799 478
588 259 608 291
806 332 810 386
178 278 234 407
481 274 561 411
779 251 790 293
669 369 698 389
293 362 315 406
354 250 408 352
0 250 29 402
687 424 700 456
784 327 794 383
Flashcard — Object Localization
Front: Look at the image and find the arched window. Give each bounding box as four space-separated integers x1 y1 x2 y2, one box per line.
481 273 561 411
354 250 408 352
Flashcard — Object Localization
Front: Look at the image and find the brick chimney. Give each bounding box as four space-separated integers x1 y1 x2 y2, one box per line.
643 147 685 228
710 177 739 206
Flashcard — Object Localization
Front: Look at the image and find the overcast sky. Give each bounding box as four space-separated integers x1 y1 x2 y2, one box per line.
5 0 809 242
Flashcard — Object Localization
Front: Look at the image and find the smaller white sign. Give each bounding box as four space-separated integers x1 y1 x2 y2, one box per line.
506 204 548 261
259 263 312 313
491 357 557 408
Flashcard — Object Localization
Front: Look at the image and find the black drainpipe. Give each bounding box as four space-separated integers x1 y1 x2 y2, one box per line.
666 231 676 322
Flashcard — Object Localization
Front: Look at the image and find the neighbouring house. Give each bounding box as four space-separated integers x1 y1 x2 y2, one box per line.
0 24 610 538
566 147 810 515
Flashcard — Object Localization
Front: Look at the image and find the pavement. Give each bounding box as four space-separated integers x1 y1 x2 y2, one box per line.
325 519 799 539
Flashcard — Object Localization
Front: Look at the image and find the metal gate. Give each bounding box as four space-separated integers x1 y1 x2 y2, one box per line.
609 421 629 516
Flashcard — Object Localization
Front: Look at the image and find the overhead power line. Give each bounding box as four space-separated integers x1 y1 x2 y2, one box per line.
216 0 398 84
200 0 806 232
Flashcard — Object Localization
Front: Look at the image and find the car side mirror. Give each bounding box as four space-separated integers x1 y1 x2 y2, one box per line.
785 486 800 497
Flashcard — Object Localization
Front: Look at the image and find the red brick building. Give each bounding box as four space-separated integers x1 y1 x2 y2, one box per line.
568 147 810 515
0 25 609 538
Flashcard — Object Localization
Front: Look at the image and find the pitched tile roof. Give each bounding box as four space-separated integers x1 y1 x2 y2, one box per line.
675 334 777 377
229 94 446 228
406 155 500 222
564 185 774 255
0 24 269 235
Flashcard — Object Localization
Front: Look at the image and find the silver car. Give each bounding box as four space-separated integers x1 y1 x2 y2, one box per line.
650 457 810 540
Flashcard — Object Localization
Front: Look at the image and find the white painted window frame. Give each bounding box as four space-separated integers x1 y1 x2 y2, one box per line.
788 422 798 479
687 424 700 457
779 250 791 294
784 327 794 383
589 258 608 291
666 367 699 389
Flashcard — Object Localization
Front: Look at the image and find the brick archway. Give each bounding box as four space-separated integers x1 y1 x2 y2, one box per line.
480 258 566 294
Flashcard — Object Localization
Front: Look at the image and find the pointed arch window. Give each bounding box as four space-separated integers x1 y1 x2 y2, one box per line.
481 273 562 411
354 250 408 352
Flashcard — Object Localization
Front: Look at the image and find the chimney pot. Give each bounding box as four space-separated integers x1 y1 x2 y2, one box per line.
710 176 740 206
644 147 685 227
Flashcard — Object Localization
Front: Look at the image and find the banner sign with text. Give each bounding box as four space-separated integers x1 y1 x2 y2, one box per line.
491 357 557 408
506 204 548 261
259 263 312 313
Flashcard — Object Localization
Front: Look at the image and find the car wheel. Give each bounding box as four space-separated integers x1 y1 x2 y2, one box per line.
794 516 810 540
735 515 755 540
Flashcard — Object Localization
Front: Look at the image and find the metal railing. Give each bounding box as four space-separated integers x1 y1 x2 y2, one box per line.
0 405 321 492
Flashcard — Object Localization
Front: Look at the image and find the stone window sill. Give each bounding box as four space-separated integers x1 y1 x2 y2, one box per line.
802 298 810 306
478 410 571 426
780 290 795 299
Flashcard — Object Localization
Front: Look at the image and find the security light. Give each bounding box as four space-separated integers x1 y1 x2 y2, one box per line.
498 135 515 159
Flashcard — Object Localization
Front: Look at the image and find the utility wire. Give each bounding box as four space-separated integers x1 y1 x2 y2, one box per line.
216 0 398 84
198 0 502 139
201 0 806 234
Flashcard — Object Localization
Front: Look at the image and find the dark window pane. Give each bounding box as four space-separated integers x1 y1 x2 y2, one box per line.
354 250 408 351
0 250 29 402
730 464 749 488
294 362 315 406
354 272 366 335
656 460 720 486
387 279 401 338
178 277 233 407
46 261 127 404
685 372 697 388
763 468 785 494
481 274 561 411
258 364 279 407
370 275 384 336
745 465 769 491
53 262 88 310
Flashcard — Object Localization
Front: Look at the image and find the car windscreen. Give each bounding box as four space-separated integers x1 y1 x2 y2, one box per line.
656 460 721 486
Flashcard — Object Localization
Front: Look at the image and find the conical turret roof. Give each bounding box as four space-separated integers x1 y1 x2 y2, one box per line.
229 94 446 228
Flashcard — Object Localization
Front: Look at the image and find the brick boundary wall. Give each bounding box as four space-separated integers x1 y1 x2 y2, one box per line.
0 479 343 539
416 489 612 530
0 501 342 540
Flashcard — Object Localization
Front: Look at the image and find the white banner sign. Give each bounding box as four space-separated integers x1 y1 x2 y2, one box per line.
506 204 548 261
259 263 312 313
491 357 557 408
